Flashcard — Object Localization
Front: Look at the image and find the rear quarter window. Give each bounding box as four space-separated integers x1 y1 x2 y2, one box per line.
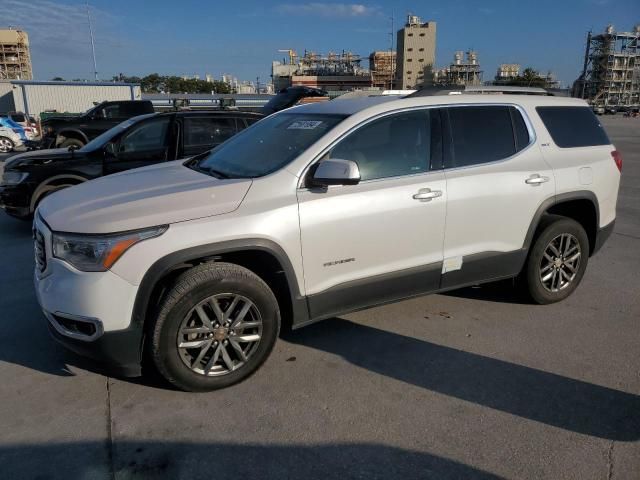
536 106 610 148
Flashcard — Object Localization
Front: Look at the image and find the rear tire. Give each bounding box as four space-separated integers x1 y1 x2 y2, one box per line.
0 136 15 153
523 215 589 304
151 262 280 392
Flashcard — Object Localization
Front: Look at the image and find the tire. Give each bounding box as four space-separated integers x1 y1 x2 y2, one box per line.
0 136 15 153
523 215 589 304
151 262 280 392
59 138 85 149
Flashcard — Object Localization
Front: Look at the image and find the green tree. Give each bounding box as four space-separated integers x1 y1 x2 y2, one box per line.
51 76 65 81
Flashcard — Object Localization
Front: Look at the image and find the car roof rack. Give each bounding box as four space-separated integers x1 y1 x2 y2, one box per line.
407 85 553 97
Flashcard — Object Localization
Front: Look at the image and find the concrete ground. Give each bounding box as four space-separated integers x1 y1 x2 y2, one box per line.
0 116 638 479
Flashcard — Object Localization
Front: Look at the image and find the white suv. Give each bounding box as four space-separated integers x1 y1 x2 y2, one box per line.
33 94 621 391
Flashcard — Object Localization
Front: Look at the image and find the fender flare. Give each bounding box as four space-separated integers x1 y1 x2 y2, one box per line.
522 190 600 250
130 238 309 331
30 174 89 212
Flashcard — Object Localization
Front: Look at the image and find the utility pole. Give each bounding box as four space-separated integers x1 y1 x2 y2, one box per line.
256 76 260 93
86 2 98 80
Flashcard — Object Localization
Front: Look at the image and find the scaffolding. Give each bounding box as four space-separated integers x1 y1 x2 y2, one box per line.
369 51 396 89
0 29 32 80
297 50 367 76
577 25 640 107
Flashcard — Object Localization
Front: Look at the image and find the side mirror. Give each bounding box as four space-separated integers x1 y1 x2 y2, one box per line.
311 159 361 187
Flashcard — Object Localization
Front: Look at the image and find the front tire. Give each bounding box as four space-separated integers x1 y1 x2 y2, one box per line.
523 215 589 304
151 262 280 392
0 136 15 153
59 138 85 149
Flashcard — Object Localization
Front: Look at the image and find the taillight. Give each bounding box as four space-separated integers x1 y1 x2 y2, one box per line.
611 150 623 172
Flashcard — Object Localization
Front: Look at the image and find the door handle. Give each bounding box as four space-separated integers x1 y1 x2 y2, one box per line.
525 174 550 186
413 188 442 201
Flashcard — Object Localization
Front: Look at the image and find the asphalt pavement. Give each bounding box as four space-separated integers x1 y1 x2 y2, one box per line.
0 116 638 479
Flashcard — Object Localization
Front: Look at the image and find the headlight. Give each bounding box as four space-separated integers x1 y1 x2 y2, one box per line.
1 171 28 185
52 225 168 272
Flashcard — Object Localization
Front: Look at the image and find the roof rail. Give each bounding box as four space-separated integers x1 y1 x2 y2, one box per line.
407 85 553 97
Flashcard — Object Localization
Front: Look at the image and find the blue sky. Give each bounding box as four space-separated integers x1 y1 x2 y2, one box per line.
1 0 639 86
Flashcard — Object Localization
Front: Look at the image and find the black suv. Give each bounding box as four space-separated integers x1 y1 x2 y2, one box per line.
40 100 155 149
0 110 263 219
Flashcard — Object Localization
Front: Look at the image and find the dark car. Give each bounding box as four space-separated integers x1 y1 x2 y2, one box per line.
0 110 263 219
261 86 328 116
40 100 155 149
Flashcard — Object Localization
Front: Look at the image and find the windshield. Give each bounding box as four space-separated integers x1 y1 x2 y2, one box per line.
192 113 345 178
79 114 156 152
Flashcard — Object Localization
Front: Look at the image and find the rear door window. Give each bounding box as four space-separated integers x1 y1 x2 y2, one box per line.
536 106 610 148
184 117 237 149
445 106 516 168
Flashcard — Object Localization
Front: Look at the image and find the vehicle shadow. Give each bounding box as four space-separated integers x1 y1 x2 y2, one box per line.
0 440 503 480
286 318 640 442
441 279 531 305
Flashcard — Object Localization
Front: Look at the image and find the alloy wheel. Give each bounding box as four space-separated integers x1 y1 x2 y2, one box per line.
539 233 581 293
177 293 263 376
0 138 13 153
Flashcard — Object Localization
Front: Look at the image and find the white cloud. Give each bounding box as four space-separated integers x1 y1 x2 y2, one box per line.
277 3 382 18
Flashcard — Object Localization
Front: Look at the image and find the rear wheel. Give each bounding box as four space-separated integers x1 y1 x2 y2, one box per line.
523 216 589 304
151 262 280 392
0 136 14 153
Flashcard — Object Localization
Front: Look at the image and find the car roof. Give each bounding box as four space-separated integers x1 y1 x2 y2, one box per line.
289 93 588 117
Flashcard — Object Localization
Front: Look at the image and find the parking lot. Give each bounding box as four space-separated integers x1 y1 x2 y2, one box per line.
0 115 638 479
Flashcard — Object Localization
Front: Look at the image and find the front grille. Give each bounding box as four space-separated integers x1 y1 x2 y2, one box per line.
33 227 46 273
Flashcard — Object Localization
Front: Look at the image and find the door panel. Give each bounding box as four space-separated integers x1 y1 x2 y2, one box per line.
441 105 555 287
297 109 447 316
104 116 172 174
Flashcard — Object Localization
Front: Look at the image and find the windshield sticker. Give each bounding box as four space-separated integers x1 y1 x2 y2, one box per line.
287 120 323 130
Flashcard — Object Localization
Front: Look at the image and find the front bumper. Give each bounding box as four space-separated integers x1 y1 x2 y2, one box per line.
0 183 34 218
33 216 144 376
47 319 143 377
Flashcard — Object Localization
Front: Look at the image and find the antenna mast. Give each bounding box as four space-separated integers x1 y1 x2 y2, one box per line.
86 2 98 80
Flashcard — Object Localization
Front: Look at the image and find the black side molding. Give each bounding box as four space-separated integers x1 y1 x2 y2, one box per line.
592 220 615 255
304 262 442 325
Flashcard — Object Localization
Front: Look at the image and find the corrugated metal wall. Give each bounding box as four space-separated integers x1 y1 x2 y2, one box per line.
0 81 15 112
12 84 142 118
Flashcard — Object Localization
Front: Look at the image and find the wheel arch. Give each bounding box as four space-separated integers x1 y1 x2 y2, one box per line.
132 239 309 345
524 191 600 256
30 173 89 212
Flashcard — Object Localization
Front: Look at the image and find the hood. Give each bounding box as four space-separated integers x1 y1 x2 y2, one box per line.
38 160 253 234
5 148 80 169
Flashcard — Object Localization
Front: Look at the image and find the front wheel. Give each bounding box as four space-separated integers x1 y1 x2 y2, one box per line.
151 262 280 392
523 216 589 304
59 138 85 149
0 136 15 153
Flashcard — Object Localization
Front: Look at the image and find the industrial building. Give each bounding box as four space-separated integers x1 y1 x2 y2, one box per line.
0 80 141 118
576 24 640 107
271 49 372 92
495 64 521 83
0 29 32 80
369 51 396 89
435 51 483 86
395 15 437 89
